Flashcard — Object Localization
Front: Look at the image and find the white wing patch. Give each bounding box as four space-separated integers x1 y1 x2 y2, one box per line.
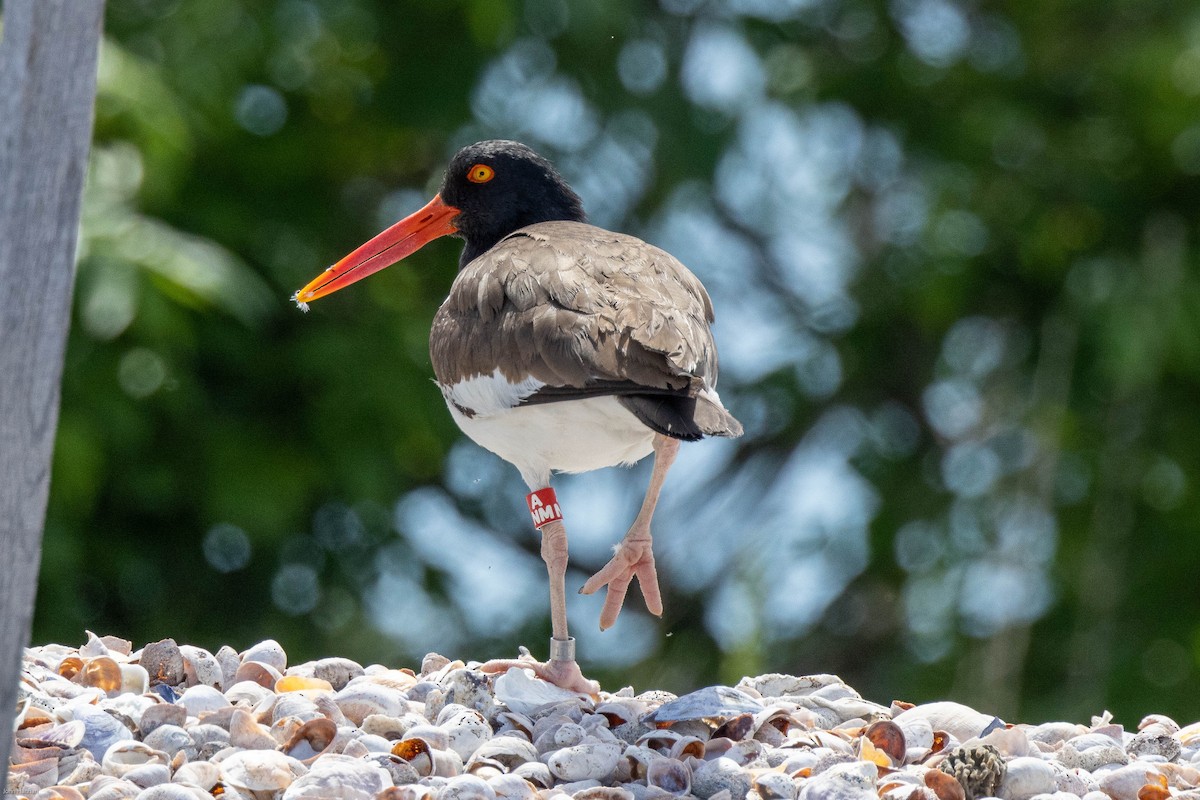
440 368 546 416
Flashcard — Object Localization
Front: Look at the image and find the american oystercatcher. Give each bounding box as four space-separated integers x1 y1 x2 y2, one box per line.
295 140 741 692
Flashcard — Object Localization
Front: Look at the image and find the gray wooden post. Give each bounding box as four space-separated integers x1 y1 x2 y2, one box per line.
0 0 105 786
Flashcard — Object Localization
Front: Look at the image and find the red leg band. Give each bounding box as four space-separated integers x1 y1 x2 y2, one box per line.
527 487 563 529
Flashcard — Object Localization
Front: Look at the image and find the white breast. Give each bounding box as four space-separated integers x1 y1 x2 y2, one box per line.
439 372 655 488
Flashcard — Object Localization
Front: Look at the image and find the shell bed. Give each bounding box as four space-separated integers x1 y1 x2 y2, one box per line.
9 635 1199 800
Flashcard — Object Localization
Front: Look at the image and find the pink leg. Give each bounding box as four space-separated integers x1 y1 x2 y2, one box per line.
579 434 680 630
479 501 600 696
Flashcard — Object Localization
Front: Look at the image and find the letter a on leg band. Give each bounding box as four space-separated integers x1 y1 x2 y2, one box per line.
526 487 564 528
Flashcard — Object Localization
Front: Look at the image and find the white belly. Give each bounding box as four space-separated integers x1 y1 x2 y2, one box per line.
447 396 655 489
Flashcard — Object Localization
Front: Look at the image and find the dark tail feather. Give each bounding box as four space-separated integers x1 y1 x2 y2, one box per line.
618 394 743 441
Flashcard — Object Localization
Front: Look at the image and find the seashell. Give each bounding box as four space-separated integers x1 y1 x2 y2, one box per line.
493 669 585 717
362 714 412 740
234 660 284 690
223 679 274 707
280 753 392 800
286 657 365 691
571 788 633 800
124 763 171 789
33 786 88 800
693 756 755 800
866 721 908 765
1097 764 1163 800
707 738 762 767
215 645 241 688
752 772 796 800
995 756 1055 800
439 706 494 761
924 768 966 800
241 640 288 672
365 753 422 786
392 737 464 777
1028 723 1086 746
228 708 278 750
545 741 623 783
219 750 306 792
177 646 223 689
647 759 692 796
280 717 338 763
57 657 84 681
276 675 334 693
87 776 143 800
468 736 539 772
142 725 195 760
1127 731 1181 762
406 725 453 750
893 704 1002 744
10 756 60 790
102 742 169 777
73 703 134 759
512 761 553 788
1058 734 1130 771
20 720 86 749
335 682 407 726
80 657 123 694
139 640 185 688
532 721 582 755
1138 784 1170 800
643 686 764 726
487 774 537 800
120 665 149 696
438 774 497 800
131 785 210 800
172 761 220 790
178 685 229 717
62 751 103 785
271 693 322 724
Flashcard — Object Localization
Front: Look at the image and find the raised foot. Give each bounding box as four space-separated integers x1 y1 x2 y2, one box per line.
578 535 663 630
479 644 600 697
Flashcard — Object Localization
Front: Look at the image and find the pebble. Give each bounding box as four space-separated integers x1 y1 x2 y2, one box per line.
11 635 1200 800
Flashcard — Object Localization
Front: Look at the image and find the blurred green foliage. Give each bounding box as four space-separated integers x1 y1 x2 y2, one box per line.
35 0 1200 724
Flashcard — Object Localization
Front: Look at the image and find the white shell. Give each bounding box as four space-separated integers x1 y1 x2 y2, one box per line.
240 640 288 672
280 753 392 800
545 741 623 782
998 756 1057 800
219 750 306 791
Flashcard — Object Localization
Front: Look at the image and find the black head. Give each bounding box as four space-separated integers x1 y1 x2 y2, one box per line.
439 140 586 267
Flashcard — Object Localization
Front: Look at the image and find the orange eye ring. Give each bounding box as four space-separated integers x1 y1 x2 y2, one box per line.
467 164 495 184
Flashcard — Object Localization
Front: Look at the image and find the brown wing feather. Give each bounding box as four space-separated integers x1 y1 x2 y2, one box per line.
431 220 718 393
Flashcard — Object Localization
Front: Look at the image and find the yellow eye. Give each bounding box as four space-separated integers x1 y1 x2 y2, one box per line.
467 164 495 184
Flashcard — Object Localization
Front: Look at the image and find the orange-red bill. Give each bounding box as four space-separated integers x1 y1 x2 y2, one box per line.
292 193 460 308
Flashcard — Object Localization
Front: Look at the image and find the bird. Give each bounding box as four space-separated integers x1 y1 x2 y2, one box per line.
294 140 741 693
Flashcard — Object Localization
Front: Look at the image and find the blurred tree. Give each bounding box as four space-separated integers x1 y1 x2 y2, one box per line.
39 0 1200 724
